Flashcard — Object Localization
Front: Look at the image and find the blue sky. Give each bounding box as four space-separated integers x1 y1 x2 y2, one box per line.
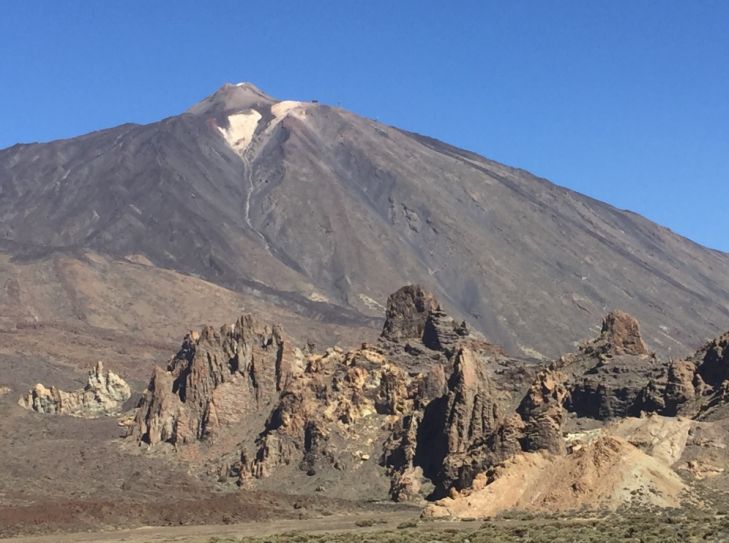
1 1 727 250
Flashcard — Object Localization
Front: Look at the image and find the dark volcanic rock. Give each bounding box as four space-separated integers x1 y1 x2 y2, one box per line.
381 285 438 342
695 332 729 389
422 308 471 353
517 368 568 454
565 355 664 419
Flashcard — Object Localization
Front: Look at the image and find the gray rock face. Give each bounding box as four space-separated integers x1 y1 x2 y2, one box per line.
19 361 131 417
1 84 728 358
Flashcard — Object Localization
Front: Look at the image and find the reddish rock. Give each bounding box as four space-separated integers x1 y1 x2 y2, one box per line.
587 310 649 357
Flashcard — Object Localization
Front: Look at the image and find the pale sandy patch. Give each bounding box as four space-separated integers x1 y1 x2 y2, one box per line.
359 294 385 312
217 110 262 154
265 100 309 135
308 292 330 303
425 415 695 519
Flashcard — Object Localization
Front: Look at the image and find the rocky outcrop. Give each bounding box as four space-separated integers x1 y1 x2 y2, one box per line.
664 332 729 419
422 308 474 353
382 345 523 499
517 368 568 454
662 360 699 415
566 327 729 421
565 357 664 419
128 290 729 514
19 361 131 417
434 348 521 492
554 311 664 420
583 310 649 357
380 284 488 358
694 332 729 389
131 286 535 503
381 285 438 342
237 345 423 484
132 314 303 446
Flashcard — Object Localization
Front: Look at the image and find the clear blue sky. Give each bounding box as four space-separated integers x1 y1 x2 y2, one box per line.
1 1 727 251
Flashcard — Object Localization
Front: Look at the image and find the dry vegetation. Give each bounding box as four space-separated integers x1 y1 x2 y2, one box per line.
195 512 729 543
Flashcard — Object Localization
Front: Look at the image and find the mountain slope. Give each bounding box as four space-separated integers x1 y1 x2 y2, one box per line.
1 82 728 357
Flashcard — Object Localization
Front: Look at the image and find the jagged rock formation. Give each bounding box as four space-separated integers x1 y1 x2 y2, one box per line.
234 346 420 483
432 347 524 494
131 285 531 501
132 315 303 447
517 369 568 454
548 311 664 420
19 362 131 417
128 286 729 515
657 331 729 419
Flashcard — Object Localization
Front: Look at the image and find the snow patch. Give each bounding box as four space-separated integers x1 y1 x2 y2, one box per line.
217 110 262 154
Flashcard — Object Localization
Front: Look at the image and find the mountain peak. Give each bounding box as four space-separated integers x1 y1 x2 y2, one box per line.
187 82 276 115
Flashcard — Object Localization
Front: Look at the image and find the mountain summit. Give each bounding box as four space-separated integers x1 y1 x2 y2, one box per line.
0 83 728 358
187 82 276 115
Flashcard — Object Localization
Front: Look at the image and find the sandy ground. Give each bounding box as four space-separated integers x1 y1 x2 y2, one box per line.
425 415 697 518
1 510 421 543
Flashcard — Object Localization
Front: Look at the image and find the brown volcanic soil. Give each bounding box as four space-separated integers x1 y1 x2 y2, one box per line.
0 250 375 381
0 249 380 537
0 234 375 534
0 510 421 543
0 383 408 537
0 491 410 538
